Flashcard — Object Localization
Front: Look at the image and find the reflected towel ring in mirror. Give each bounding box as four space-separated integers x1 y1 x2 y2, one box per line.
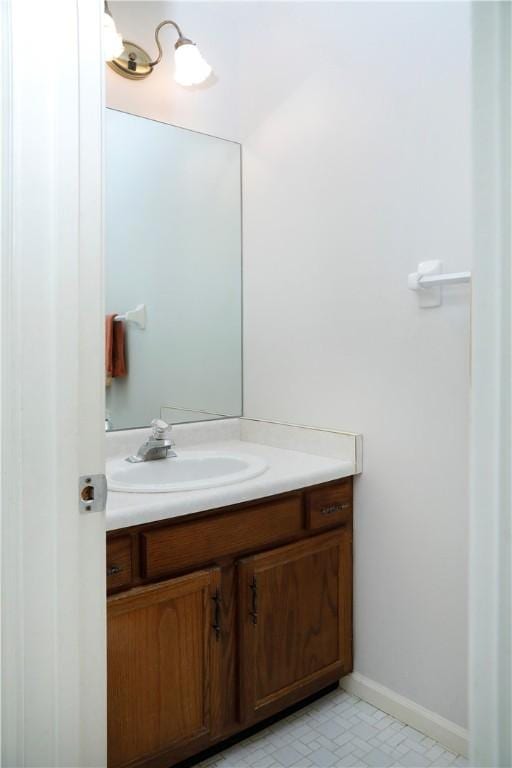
114 304 146 330
104 2 212 85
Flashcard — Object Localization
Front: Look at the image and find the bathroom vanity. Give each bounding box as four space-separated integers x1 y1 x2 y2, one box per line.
105 419 360 768
107 477 353 768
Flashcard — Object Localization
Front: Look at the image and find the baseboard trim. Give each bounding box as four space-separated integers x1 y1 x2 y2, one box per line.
340 672 469 758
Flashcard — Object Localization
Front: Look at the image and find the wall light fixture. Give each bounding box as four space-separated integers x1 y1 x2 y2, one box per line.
104 2 212 86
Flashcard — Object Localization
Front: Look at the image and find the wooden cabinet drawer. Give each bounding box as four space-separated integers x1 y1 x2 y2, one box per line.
305 479 352 531
141 495 304 580
107 536 133 592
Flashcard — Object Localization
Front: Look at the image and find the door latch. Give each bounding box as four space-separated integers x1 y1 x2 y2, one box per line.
79 474 107 513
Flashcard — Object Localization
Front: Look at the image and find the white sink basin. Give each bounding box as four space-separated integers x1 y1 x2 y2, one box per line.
107 450 268 493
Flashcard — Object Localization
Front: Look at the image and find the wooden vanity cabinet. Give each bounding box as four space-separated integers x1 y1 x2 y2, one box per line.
238 530 352 725
108 569 222 768
107 478 353 768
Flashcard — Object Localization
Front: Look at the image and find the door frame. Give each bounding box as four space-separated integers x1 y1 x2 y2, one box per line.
1 0 106 765
470 4 512 766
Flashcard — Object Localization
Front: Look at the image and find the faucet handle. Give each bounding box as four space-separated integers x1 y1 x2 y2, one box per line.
151 418 171 439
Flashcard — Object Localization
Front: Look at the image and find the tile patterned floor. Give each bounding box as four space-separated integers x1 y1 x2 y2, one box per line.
197 689 469 768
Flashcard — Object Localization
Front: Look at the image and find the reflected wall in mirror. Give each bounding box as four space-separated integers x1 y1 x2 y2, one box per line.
105 109 242 430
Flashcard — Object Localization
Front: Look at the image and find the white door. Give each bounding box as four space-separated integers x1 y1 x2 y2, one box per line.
1 0 106 766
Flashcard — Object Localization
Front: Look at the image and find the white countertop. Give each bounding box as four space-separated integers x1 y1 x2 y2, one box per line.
106 438 354 531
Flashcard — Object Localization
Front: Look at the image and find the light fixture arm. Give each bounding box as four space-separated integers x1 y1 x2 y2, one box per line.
149 20 190 69
105 10 211 84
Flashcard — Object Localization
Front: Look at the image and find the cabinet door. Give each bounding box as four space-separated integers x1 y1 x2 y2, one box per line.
108 568 221 768
238 529 352 724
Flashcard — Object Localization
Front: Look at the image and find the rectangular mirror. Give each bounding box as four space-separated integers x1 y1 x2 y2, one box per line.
105 109 242 430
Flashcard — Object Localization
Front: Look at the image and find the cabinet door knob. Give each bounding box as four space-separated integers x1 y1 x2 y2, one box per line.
107 564 122 576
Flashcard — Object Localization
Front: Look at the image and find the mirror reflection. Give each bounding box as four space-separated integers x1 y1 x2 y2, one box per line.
105 109 242 430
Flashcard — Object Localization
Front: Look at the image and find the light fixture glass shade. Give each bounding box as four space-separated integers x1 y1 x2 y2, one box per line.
174 42 212 86
103 11 124 62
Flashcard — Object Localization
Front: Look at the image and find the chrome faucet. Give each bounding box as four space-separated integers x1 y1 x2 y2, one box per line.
126 418 177 463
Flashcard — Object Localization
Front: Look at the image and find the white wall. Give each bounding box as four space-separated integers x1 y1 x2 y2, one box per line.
106 1 471 728
240 2 471 730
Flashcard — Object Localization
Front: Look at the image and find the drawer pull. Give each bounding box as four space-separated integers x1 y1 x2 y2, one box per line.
249 575 258 625
107 564 122 576
212 588 221 640
320 502 350 516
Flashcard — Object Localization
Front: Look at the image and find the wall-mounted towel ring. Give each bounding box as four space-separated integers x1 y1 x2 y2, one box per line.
114 304 146 329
